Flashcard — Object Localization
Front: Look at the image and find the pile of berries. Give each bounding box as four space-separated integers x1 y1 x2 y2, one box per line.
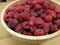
4 0 60 36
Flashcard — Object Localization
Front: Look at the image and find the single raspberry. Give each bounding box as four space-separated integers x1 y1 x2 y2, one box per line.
15 24 23 33
22 21 29 29
15 6 24 12
49 4 55 10
31 0 37 6
20 12 30 20
30 11 38 17
13 13 20 19
37 9 44 15
34 29 45 36
38 0 46 4
8 19 19 28
29 16 36 26
56 14 60 19
45 15 52 22
42 23 49 33
50 24 58 33
46 9 56 18
34 4 42 10
24 8 30 13
55 19 60 27
43 1 50 8
30 26 36 33
4 14 12 22
40 13 46 18
35 17 44 25
8 12 15 17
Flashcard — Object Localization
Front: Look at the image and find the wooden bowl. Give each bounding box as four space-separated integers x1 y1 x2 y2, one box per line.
1 0 60 43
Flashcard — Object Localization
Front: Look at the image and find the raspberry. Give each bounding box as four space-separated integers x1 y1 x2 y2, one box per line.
15 24 23 33
38 0 46 4
24 8 30 13
22 21 29 29
43 1 50 8
45 15 52 22
50 24 58 33
15 6 24 12
46 9 56 18
31 0 37 6
37 9 44 15
34 29 45 36
56 14 60 19
43 23 49 33
8 19 19 28
4 14 12 22
55 19 60 27
35 17 44 25
20 12 30 20
49 4 55 10
30 26 36 33
34 4 42 10
13 13 20 19
29 16 36 26
30 12 38 17
40 13 46 18
8 12 15 17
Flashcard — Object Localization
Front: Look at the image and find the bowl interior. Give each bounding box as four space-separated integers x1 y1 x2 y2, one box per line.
1 0 60 40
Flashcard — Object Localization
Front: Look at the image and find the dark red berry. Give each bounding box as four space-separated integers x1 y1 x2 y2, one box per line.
22 21 29 29
8 19 19 28
34 29 45 36
15 24 23 33
29 16 36 26
30 11 38 17
4 14 12 22
50 24 58 33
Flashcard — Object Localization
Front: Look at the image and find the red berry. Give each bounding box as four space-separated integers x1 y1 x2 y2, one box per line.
31 0 37 6
4 14 12 22
38 0 46 4
35 17 44 25
16 6 24 12
30 26 36 33
56 14 60 19
46 9 56 18
49 4 55 10
22 21 29 29
34 29 45 36
30 11 38 17
43 23 49 33
15 24 23 33
13 13 20 19
55 19 60 27
8 19 19 28
20 12 30 20
45 15 52 22
29 16 36 26
34 4 42 10
50 24 58 33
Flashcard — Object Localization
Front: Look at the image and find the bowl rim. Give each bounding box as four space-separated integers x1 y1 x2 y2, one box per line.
1 0 60 40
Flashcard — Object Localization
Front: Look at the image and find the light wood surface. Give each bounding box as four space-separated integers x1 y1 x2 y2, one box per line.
0 0 60 45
